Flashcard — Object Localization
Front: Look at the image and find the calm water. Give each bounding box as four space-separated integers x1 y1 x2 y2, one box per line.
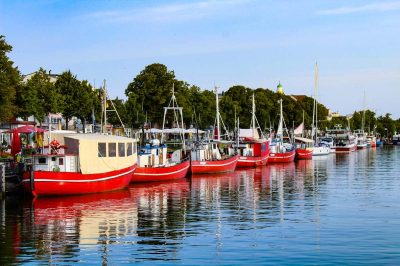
1 146 400 265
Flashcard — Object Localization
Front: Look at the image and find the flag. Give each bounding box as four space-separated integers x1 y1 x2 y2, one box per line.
294 122 304 135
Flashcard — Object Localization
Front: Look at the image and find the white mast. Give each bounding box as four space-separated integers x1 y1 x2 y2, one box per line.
277 99 283 138
161 84 185 149
102 80 107 134
252 93 256 138
215 86 220 141
362 90 366 133
312 62 319 144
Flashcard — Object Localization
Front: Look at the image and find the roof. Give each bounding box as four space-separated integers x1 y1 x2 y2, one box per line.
295 136 314 143
65 133 136 142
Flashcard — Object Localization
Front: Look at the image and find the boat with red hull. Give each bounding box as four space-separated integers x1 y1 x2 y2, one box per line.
269 149 296 163
191 86 239 174
237 138 269 167
192 154 239 174
132 157 190 182
295 148 312 160
235 94 270 168
22 134 138 197
326 125 357 153
269 99 295 163
131 87 190 183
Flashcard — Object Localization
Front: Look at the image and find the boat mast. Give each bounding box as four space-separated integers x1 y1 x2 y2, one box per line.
252 93 256 138
277 99 283 139
215 86 220 141
362 90 366 133
312 62 319 144
161 84 185 149
102 80 107 134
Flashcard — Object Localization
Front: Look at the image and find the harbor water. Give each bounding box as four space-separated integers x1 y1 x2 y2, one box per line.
1 146 400 264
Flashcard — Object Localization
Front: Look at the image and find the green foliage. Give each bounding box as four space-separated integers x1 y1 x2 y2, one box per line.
0 35 19 121
16 68 61 123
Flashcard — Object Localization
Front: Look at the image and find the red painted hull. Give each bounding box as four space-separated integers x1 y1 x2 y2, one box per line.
295 149 312 160
131 159 190 183
268 150 296 163
237 153 269 167
22 165 136 197
335 145 357 153
191 155 239 174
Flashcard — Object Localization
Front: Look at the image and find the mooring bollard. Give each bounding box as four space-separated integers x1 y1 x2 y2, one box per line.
0 163 5 195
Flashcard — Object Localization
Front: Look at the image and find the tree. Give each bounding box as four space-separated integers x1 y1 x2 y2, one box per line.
0 35 19 121
54 71 82 129
16 68 62 123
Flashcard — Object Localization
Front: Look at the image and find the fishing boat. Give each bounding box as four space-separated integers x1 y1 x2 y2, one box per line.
22 133 138 197
236 94 270 167
366 135 377 147
131 86 190 182
310 62 330 156
355 129 368 149
269 99 295 163
392 134 400 145
325 124 357 153
190 86 239 174
294 137 313 159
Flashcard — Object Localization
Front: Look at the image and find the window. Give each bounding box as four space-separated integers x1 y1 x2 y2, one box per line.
127 142 133 156
59 158 64 165
108 143 116 157
118 143 125 157
38 157 47 164
261 143 266 152
98 143 106 157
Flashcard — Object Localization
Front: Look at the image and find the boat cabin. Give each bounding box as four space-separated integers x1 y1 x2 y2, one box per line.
28 134 138 174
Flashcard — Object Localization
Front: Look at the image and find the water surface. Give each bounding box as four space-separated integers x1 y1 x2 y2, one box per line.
1 146 400 264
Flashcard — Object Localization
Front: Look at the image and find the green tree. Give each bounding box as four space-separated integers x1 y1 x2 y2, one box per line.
54 71 82 129
0 35 19 121
17 68 62 123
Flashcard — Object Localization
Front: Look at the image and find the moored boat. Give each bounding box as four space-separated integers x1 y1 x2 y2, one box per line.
294 137 313 159
236 94 269 167
131 87 190 182
269 98 295 163
190 86 239 174
22 134 138 197
326 125 357 153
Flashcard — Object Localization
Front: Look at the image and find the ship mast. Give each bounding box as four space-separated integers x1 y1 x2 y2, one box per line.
215 86 220 141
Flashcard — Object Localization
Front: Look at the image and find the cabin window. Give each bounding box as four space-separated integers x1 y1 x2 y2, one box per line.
108 143 116 157
261 143 266 152
59 158 64 165
133 143 137 154
98 143 106 157
127 142 133 156
118 143 125 157
38 157 47 164
51 157 56 161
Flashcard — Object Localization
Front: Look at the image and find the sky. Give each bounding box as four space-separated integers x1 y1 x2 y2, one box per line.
1 0 399 118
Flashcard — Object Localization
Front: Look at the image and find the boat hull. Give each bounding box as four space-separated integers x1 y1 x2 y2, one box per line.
237 154 269 167
335 145 357 153
295 149 312 160
22 165 136 197
191 155 239 174
312 146 331 156
131 159 190 183
268 150 296 163
357 144 368 150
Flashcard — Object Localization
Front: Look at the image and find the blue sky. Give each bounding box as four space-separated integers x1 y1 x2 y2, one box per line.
1 0 399 118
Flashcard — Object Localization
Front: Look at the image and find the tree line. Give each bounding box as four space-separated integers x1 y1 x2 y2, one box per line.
1 35 400 137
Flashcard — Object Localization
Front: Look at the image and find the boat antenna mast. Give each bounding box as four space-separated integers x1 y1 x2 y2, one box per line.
101 80 128 136
161 84 185 149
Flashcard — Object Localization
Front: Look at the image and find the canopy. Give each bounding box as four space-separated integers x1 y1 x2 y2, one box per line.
5 125 46 134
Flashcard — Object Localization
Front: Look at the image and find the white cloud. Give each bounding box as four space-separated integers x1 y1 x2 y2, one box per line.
317 1 400 15
83 0 252 23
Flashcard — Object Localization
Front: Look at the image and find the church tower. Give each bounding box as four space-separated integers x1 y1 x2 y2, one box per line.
276 82 284 94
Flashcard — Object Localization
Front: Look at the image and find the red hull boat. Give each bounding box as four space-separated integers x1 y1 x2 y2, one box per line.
268 150 295 163
191 154 239 174
22 165 135 197
22 134 138 197
131 159 190 183
237 152 269 167
295 148 313 160
335 145 357 153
